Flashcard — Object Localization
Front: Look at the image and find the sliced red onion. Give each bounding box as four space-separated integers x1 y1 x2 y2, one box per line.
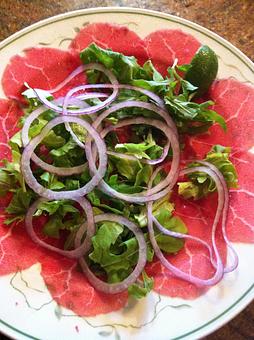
25 196 95 259
21 104 88 176
69 84 166 109
197 160 238 273
147 165 225 286
91 100 178 136
33 63 119 115
87 117 179 203
76 92 109 100
21 116 107 200
47 61 165 108
75 214 147 294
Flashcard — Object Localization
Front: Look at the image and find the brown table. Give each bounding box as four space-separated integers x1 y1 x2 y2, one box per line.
0 1 253 339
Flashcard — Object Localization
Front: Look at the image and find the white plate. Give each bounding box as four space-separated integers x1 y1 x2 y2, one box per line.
0 7 253 340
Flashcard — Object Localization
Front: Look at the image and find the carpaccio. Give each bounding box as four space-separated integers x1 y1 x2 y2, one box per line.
0 23 253 316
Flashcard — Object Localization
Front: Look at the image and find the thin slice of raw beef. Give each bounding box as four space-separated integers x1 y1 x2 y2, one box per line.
40 254 128 316
2 48 85 103
0 99 23 162
144 29 201 75
69 23 149 66
0 217 47 275
188 78 254 157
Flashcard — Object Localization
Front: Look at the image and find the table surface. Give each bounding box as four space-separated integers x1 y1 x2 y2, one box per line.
0 1 253 339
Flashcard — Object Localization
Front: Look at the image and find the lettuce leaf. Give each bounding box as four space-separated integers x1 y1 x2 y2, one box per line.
128 271 154 299
178 145 238 200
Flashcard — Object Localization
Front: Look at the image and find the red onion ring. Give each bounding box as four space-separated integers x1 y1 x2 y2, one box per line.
21 116 107 200
25 196 95 259
91 100 178 136
197 160 238 273
147 165 225 286
65 84 166 109
21 105 87 176
75 213 147 294
46 62 165 108
33 63 119 115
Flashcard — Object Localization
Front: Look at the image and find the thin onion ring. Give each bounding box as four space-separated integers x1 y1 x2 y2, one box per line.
21 116 107 200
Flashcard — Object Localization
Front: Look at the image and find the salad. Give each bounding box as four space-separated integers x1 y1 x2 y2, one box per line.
0 41 239 299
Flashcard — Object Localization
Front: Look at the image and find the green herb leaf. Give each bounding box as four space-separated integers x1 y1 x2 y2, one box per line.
128 271 154 299
178 145 238 199
5 189 34 223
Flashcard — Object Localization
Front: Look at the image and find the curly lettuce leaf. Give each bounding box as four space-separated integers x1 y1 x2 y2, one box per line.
178 145 238 200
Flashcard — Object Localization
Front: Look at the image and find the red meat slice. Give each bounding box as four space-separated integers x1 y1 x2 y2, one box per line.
226 150 254 242
0 99 23 162
40 254 128 316
144 29 201 75
188 79 254 158
0 217 47 275
2 48 85 103
69 23 149 66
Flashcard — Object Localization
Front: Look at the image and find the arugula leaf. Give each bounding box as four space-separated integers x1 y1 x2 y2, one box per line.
128 271 154 299
89 220 154 284
132 60 170 94
35 199 80 238
165 97 226 133
111 157 141 181
5 189 34 225
135 165 152 187
0 169 16 196
165 65 226 134
35 200 78 217
115 132 163 160
134 194 174 227
80 43 169 94
40 172 65 190
50 138 85 168
87 190 125 215
80 43 144 83
134 194 187 253
89 221 136 282
107 174 141 194
178 145 238 200
155 215 187 253
2 143 25 191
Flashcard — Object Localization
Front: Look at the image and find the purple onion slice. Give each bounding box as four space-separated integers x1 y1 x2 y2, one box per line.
21 116 107 200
